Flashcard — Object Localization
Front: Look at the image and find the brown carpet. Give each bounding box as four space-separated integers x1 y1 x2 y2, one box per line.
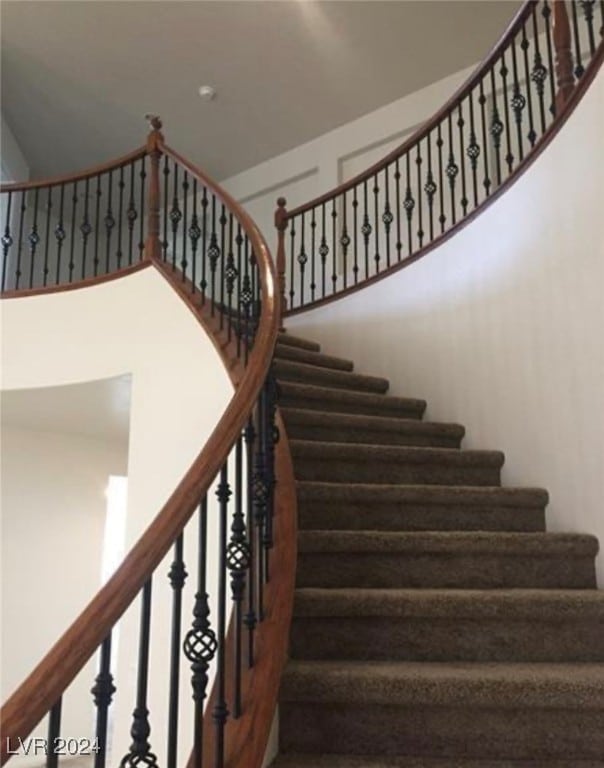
271 331 604 767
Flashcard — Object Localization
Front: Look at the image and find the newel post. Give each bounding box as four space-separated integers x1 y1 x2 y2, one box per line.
144 114 164 261
553 0 575 111
274 197 288 328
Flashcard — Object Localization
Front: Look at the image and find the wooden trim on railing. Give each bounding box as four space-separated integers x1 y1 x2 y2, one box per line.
284 39 603 318
285 0 537 219
0 261 149 299
0 196 280 765
0 146 148 193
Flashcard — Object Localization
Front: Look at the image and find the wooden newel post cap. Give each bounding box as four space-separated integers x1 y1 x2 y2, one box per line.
275 197 288 230
145 114 164 150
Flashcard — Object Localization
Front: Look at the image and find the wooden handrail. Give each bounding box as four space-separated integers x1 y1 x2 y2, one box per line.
284 1 537 219
0 146 148 193
0 148 282 764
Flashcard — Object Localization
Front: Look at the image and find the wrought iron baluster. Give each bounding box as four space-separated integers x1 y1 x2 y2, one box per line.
69 183 78 283
15 190 26 290
446 113 459 226
80 179 91 280
320 203 329 297
127 163 137 266
298 212 307 306
209 196 219 315
521 22 537 146
92 634 116 768
372 174 380 272
500 52 514 174
55 184 66 284
252 392 267 620
120 579 158 768
362 181 370 277
310 207 317 300
167 534 187 768
200 186 209 302
46 698 62 768
1 190 13 291
105 172 116 273
262 374 278 582
241 238 253 364
243 418 257 666
352 188 359 282
184 498 217 768
478 79 492 195
43 187 52 287
331 197 337 290
511 37 526 162
582 0 596 55
235 223 243 358
170 163 181 270
227 437 250 718
288 217 296 307
117 167 125 269
490 67 504 187
437 123 446 230
94 175 101 277
28 188 40 289
424 135 436 240
531 5 549 134
181 171 189 279
542 1 557 116
213 464 231 768
466 90 481 208
382 167 392 267
219 205 227 330
458 103 468 218
394 159 402 260
161 156 170 262
226 213 237 341
341 191 349 284
416 143 424 246
138 156 146 261
190 180 200 295
403 152 415 253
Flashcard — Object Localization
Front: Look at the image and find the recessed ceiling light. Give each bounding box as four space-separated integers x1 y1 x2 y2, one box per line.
198 85 217 102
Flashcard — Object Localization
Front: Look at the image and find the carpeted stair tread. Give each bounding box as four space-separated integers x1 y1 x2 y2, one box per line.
282 408 465 447
278 332 321 352
275 343 354 371
298 530 598 556
297 482 548 532
293 587 604 618
275 359 389 394
278 381 426 418
291 440 504 486
271 755 604 768
280 660 604 709
297 482 548 507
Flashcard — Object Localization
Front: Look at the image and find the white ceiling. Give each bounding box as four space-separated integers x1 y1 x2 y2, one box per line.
1 0 520 181
1 375 131 443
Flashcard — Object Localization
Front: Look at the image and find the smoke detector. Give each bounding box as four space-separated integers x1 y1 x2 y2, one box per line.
198 85 217 102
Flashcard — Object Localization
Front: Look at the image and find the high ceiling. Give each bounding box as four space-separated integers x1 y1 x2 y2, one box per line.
1 1 519 182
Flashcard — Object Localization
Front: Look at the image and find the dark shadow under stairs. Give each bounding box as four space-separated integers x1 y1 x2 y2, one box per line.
270 331 604 768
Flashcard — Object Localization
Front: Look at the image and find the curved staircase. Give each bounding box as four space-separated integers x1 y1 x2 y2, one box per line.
271 330 604 767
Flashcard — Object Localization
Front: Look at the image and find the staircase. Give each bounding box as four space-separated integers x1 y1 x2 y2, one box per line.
271 331 604 767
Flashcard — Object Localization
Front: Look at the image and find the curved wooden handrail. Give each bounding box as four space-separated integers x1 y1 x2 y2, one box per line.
286 1 536 219
0 146 148 193
284 40 603 317
0 152 282 764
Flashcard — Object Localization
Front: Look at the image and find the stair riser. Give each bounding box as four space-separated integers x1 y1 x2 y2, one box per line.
293 459 501 486
285 423 461 448
296 553 597 589
298 503 547 532
275 345 354 371
275 363 388 394
280 394 423 419
290 617 604 662
279 703 604 759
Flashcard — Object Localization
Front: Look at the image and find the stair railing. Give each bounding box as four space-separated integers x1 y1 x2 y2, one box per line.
0 119 297 768
275 0 604 316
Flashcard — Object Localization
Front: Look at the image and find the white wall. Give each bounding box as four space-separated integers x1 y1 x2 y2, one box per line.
1 114 29 183
1 425 128 752
287 70 604 584
1 265 233 765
